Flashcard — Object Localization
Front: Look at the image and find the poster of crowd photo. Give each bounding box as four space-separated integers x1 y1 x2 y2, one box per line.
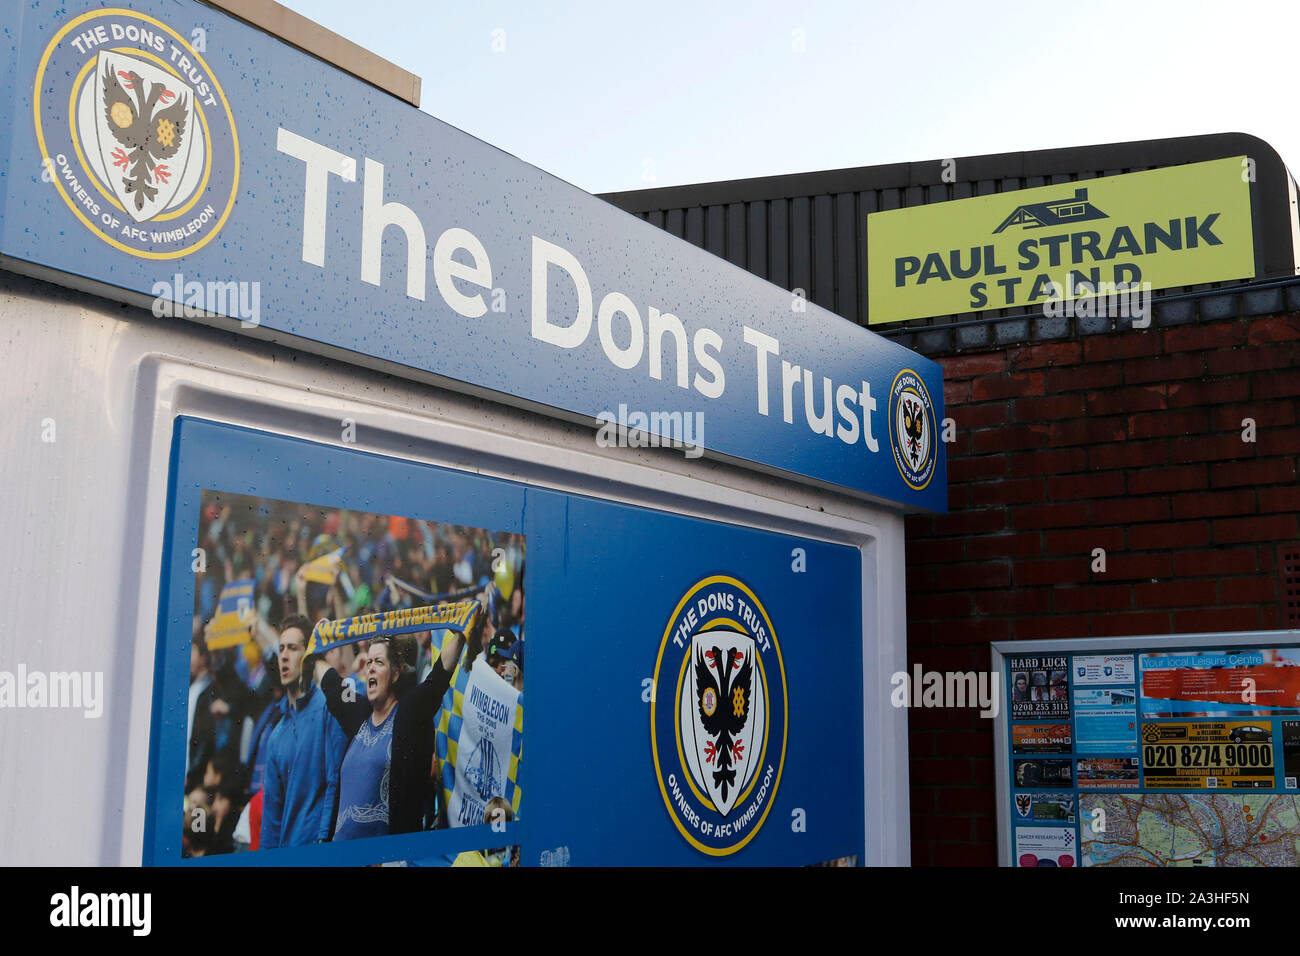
184 491 525 865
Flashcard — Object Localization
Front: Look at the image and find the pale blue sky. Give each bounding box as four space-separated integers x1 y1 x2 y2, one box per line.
283 0 1300 195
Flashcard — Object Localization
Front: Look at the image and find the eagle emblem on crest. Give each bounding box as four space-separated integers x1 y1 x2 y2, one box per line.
93 51 196 222
682 627 765 817
901 395 926 468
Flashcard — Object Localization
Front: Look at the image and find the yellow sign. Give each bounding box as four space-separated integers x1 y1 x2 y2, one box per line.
867 157 1256 324
1140 721 1275 789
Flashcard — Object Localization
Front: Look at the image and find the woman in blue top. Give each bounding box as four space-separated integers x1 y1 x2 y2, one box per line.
315 605 483 838
331 647 398 840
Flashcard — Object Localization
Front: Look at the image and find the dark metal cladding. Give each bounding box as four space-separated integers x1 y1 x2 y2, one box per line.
599 133 1299 332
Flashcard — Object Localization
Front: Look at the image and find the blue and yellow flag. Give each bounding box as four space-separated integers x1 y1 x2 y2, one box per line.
301 547 345 585
206 579 255 650
436 647 523 826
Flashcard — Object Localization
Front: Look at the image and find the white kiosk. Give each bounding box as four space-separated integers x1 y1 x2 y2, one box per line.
0 0 945 866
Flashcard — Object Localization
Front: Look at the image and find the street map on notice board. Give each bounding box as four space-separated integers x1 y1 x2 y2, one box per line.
1004 647 1300 867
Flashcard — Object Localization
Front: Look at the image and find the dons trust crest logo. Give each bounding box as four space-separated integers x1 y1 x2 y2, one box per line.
33 9 240 258
651 575 787 855
888 368 936 491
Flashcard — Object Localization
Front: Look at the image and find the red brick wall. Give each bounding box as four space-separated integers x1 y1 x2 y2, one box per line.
905 313 1300 866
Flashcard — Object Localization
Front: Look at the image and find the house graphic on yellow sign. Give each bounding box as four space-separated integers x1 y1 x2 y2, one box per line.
993 186 1108 233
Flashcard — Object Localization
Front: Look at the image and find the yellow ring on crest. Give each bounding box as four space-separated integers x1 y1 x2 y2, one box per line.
33 8 240 259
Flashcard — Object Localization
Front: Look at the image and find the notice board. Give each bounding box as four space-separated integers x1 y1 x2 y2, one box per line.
993 633 1300 867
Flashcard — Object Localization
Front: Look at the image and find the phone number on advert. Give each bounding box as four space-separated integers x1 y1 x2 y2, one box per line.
1143 743 1273 770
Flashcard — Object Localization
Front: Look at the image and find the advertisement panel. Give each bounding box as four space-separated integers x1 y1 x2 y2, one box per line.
1012 792 1076 823
1073 654 1135 687
148 417 867 865
1014 758 1072 788
1015 826 1076 868
1009 656 1070 720
1140 649 1300 717
867 158 1255 324
1073 688 1137 754
1011 723 1071 754
1284 721 1300 789
1076 757 1141 790
1139 722 1275 790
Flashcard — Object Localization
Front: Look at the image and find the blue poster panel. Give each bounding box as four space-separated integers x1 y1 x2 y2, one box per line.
148 418 865 865
524 491 865 866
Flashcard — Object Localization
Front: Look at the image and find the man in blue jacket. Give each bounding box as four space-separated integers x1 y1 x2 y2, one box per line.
260 615 347 848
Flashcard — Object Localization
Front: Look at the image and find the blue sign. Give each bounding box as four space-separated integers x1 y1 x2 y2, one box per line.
0 0 946 510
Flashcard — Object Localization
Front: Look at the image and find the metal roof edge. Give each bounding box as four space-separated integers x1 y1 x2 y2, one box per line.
198 0 421 106
599 132 1286 209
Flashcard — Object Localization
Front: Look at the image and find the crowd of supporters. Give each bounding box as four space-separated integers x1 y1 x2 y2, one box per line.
184 493 524 863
